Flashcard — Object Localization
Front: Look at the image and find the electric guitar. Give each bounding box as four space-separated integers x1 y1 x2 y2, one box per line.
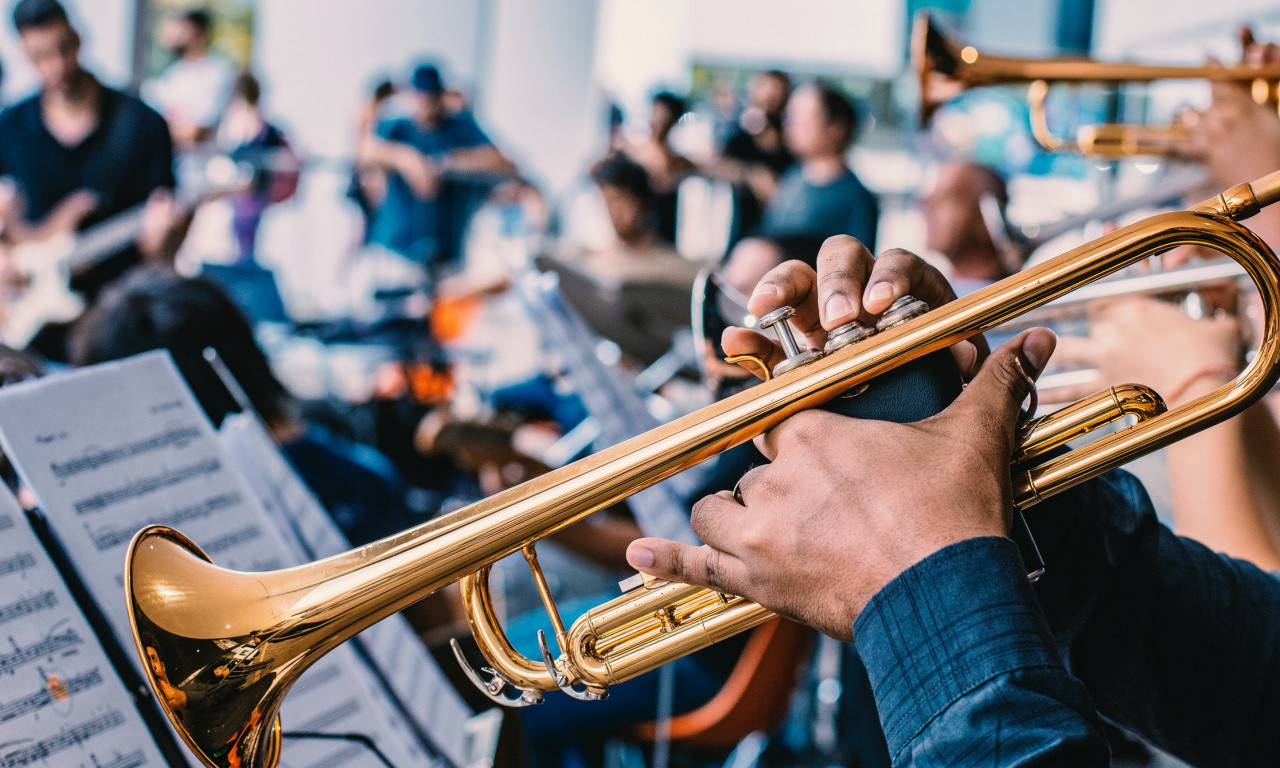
1 170 250 349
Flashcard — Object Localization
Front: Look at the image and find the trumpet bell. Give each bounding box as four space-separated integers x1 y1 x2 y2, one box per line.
126 527 286 768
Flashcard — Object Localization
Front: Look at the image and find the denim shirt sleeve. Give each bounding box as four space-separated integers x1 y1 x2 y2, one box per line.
853 536 1109 768
1027 469 1280 767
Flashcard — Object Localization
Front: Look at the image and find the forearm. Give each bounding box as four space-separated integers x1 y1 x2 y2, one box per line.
357 135 416 175
443 146 515 177
1242 398 1280 554
854 537 1109 767
1167 403 1280 570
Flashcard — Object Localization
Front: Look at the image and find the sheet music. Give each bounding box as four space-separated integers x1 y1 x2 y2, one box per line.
0 352 439 768
0 487 170 768
219 413 472 767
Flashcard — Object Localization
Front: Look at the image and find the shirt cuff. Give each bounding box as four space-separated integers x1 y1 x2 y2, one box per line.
852 536 1066 757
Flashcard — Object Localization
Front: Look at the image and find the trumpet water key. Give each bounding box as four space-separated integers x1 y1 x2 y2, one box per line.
128 171 1280 768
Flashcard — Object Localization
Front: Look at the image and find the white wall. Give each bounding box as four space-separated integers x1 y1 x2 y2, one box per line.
478 0 602 192
254 0 484 158
595 0 904 131
0 0 134 101
1095 0 1280 57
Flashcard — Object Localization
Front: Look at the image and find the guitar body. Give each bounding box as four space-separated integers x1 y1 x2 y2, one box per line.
2 235 85 349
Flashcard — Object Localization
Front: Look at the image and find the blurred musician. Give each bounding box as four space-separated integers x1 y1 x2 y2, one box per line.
762 81 878 249
622 91 695 244
0 0 182 360
358 63 516 270
143 7 235 150
713 70 796 244
1049 29 1280 570
921 160 1017 295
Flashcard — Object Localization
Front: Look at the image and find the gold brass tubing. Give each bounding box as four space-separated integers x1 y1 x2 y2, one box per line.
1028 79 1069 152
521 545 568 648
1013 384 1166 464
917 12 1280 156
459 567 558 691
125 170 1280 768
1013 223 1280 507
565 584 773 686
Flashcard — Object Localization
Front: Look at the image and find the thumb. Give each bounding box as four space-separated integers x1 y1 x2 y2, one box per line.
626 538 747 595
947 328 1056 440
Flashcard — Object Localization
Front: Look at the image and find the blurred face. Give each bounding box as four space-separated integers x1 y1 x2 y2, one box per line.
921 165 988 258
784 87 842 159
599 183 646 241
750 74 789 117
411 91 445 125
159 15 201 57
649 101 677 139
722 238 784 296
20 21 81 96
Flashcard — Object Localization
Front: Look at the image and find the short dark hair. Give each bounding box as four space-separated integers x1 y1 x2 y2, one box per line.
811 81 859 147
180 8 212 35
760 69 791 92
70 268 291 428
591 152 654 208
12 0 68 32
651 91 687 120
372 79 395 102
233 71 260 106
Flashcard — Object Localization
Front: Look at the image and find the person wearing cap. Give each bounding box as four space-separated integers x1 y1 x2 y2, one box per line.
357 64 515 269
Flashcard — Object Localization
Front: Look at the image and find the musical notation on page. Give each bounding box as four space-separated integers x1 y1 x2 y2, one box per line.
0 492 168 768
0 352 442 768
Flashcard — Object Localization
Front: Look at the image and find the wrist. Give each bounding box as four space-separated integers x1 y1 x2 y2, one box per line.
1165 364 1239 406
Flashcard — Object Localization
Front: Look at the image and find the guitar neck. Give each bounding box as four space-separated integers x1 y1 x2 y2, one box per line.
66 204 147 274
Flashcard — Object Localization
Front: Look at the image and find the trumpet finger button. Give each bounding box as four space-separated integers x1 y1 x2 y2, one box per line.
824 320 875 354
758 306 822 376
875 295 930 331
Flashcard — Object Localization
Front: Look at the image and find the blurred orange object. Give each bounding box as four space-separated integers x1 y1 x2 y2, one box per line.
431 294 480 343
373 362 454 404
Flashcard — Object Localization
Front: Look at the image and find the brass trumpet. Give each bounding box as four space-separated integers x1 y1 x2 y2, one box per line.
127 172 1280 768
913 11 1280 158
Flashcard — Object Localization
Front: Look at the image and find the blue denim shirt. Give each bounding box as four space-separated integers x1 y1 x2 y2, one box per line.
852 470 1280 767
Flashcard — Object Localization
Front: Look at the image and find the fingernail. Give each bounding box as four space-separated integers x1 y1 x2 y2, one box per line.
628 546 654 568
752 283 781 301
1021 329 1056 376
823 294 853 324
867 282 895 305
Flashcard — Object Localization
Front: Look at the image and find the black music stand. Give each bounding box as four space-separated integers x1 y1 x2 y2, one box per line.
533 255 692 366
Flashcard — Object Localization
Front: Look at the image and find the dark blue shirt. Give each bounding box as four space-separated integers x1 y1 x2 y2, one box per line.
0 86 175 296
281 426 418 546
367 113 491 264
762 166 878 252
853 470 1280 766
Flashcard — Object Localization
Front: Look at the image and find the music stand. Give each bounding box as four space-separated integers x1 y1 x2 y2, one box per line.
533 255 692 366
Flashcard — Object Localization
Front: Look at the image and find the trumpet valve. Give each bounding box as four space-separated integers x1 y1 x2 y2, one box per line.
759 306 823 375
824 319 875 354
875 295 931 331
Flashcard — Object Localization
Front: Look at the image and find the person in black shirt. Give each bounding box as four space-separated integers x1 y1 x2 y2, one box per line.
715 70 796 244
0 0 179 345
